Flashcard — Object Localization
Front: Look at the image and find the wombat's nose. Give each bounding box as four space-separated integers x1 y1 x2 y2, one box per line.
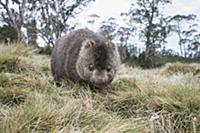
92 70 108 85
96 77 107 83
94 70 103 76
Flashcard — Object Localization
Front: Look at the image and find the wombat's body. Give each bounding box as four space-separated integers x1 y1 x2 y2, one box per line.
51 29 120 88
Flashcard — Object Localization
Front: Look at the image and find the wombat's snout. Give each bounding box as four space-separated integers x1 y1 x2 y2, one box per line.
91 70 112 87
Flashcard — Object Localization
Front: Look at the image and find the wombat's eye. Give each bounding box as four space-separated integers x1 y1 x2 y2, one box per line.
106 65 112 72
88 64 94 71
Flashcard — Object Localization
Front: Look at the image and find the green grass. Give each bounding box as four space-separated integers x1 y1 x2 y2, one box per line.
0 43 200 133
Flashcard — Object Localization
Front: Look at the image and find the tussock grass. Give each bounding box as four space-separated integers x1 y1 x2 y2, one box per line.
0 92 143 133
0 43 35 57
0 44 200 132
0 73 53 92
0 87 27 105
163 62 200 76
0 44 36 73
0 55 19 73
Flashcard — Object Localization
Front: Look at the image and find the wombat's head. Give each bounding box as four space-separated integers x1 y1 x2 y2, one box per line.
76 38 120 88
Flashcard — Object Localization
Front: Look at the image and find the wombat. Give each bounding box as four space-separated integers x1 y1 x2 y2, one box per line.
51 29 120 88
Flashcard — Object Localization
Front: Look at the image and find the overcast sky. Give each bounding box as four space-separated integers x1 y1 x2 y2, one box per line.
76 0 200 52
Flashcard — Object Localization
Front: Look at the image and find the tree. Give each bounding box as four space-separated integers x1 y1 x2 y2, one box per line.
36 0 94 46
99 18 134 62
87 13 100 30
117 26 132 46
169 14 197 57
187 33 200 60
122 0 171 68
27 19 37 46
99 17 118 40
0 0 42 45
0 0 27 41
116 26 134 61
0 0 94 46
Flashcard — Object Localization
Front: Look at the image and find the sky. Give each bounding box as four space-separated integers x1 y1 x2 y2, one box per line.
76 0 200 53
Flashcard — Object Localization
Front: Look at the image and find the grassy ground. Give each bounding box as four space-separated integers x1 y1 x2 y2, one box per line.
0 44 200 133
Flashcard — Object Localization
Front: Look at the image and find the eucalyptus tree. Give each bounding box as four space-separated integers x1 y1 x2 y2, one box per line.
122 0 171 67
0 0 28 41
35 0 94 46
0 0 94 46
169 14 197 57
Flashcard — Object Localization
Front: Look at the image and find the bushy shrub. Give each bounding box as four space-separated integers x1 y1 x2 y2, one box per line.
138 52 164 68
0 25 18 43
38 45 52 55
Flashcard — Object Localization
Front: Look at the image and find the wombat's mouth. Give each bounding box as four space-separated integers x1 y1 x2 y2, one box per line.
91 80 112 88
93 83 109 88
87 77 114 88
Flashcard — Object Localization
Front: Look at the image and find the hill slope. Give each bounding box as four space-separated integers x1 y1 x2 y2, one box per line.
0 44 200 133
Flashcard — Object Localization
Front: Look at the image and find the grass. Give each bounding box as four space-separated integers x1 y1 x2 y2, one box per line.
0 43 200 133
163 62 200 76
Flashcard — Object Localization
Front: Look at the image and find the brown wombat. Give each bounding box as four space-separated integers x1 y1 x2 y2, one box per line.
51 29 120 88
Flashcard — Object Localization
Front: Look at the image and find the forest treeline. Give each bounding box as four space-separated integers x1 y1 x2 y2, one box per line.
0 0 199 68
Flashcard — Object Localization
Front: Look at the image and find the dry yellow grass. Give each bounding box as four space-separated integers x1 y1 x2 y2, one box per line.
0 44 200 133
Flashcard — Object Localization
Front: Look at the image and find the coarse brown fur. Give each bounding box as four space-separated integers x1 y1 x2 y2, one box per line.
51 28 120 88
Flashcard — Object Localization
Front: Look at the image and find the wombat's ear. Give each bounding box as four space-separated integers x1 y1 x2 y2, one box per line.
82 39 95 49
106 41 116 50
